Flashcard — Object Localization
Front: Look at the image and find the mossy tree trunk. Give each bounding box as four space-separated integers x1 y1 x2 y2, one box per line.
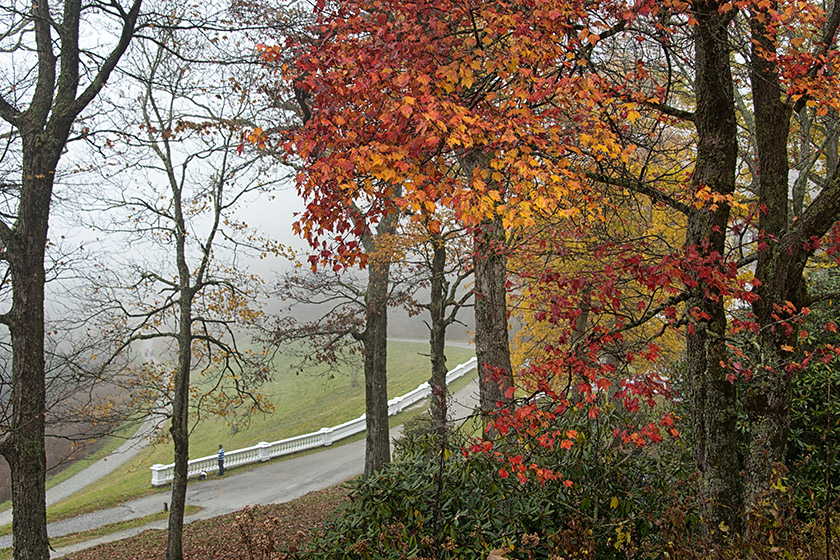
745 0 840 516
686 0 743 540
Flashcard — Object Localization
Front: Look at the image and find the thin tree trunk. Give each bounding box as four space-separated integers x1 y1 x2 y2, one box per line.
792 106 811 220
428 234 448 431
166 192 194 560
165 301 192 560
687 0 743 540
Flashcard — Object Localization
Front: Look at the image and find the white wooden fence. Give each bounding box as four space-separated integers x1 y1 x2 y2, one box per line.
150 357 477 486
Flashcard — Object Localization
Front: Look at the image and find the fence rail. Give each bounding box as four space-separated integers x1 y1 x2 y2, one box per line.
150 357 477 486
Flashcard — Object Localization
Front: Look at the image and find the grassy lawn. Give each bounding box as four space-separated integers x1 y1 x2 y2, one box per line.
28 341 474 523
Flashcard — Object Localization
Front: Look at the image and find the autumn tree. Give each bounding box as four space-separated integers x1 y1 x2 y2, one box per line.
260 0 840 550
257 0 680 520
527 0 840 542
255 6 412 474
738 0 840 515
81 27 280 560
256 0 593 431
0 0 142 557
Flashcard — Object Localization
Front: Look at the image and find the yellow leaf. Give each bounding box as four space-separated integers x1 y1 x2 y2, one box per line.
610 496 619 509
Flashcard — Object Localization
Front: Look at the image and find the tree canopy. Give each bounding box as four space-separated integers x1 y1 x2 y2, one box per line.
258 0 840 551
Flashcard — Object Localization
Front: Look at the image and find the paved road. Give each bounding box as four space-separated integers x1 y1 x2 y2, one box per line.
0 377 480 558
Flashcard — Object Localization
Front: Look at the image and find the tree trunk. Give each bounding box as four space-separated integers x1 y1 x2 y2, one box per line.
458 150 513 422
474 216 513 421
0 3 139 557
687 0 743 540
165 302 192 560
428 234 448 431
746 3 796 511
5 143 55 560
166 193 194 560
361 214 397 476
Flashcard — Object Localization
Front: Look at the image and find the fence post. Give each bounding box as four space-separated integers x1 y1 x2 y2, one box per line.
419 381 431 398
257 441 271 461
319 427 333 446
151 464 168 486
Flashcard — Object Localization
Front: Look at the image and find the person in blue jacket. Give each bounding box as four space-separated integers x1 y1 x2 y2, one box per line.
218 444 225 476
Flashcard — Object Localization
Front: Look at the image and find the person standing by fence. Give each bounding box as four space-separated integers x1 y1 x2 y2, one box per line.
218 444 225 476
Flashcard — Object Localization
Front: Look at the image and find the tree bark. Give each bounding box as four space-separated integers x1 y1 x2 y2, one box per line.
474 216 513 421
745 0 840 517
361 213 397 476
687 0 743 540
428 234 448 431
745 1 797 511
458 150 513 423
4 142 58 560
165 290 193 560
